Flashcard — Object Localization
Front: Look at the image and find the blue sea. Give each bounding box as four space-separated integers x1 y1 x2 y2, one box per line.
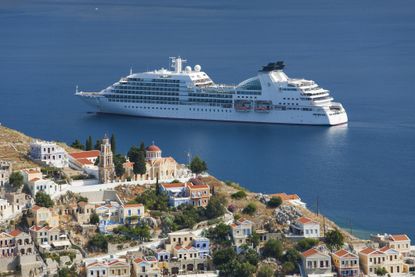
1 0 414 239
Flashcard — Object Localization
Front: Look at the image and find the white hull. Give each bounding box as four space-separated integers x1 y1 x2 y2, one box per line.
80 96 348 126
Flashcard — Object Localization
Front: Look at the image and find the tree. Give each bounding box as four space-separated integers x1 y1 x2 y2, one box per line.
128 145 146 176
35 192 54 208
231 190 247 200
296 238 319 252
71 139 84 150
283 248 301 264
189 156 207 175
90 212 99 224
248 231 260 248
85 136 93 151
213 247 237 267
325 229 344 251
110 134 116 154
206 223 231 246
9 171 24 191
205 195 226 219
87 234 108 252
113 154 126 177
281 261 296 275
58 266 77 277
239 248 259 266
257 265 274 277
94 139 102 150
135 189 168 211
267 196 282 208
375 267 388 276
262 239 283 259
242 203 256 215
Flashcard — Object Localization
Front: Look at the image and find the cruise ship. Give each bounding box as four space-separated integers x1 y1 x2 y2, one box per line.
76 57 348 125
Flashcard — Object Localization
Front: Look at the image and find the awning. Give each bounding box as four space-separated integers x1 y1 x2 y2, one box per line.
52 240 71 247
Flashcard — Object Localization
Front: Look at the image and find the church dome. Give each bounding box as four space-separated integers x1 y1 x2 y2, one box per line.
146 144 161 152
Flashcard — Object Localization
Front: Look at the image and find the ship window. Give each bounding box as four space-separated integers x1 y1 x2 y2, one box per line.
238 78 262 90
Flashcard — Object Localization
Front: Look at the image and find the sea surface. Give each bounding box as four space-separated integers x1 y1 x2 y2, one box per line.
1 0 414 239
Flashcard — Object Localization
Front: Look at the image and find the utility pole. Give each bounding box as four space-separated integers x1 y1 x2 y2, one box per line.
349 218 353 235
316 196 319 217
323 216 326 236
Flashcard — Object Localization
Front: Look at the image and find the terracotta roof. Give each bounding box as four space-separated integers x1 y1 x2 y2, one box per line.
271 192 300 201
8 229 22 237
77 158 93 165
31 205 42 211
146 145 161 152
31 177 41 182
379 246 391 252
134 257 144 263
390 234 410 241
70 150 100 159
302 248 319 257
78 201 88 207
296 217 316 225
360 247 376 255
123 203 144 208
188 183 209 189
161 183 186 189
333 249 357 258
30 225 50 232
23 168 41 174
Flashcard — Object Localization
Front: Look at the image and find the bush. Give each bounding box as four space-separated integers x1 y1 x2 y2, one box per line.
325 229 344 251
35 192 54 208
87 234 108 252
9 172 24 191
89 212 99 224
267 196 282 208
242 203 256 215
206 223 232 247
231 190 247 200
296 238 319 252
262 239 283 259
281 261 296 274
227 204 237 213
257 265 274 277
205 195 226 219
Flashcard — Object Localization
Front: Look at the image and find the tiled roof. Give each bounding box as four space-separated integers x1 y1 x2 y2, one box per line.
271 193 300 201
161 183 186 189
31 205 42 211
70 150 100 159
77 158 93 165
333 249 357 258
302 248 319 257
133 257 144 263
390 234 410 241
8 229 22 237
360 247 376 255
123 203 144 208
296 217 317 225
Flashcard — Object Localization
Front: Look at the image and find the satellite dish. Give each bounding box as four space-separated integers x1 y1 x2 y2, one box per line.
194 64 201 72
185 66 192 73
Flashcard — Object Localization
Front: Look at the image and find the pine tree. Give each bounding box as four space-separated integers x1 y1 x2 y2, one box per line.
86 136 93 151
110 134 116 154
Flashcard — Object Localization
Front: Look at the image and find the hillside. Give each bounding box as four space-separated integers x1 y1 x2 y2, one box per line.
0 125 77 170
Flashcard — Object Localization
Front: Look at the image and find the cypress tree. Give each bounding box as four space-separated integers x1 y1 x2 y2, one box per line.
136 151 147 176
94 139 102 150
86 136 93 151
110 134 116 154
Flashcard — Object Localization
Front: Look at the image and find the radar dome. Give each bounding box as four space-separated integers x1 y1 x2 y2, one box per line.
194 64 201 72
185 66 192 73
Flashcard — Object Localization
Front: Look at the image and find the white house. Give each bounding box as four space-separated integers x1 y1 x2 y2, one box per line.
29 140 68 168
230 218 254 251
29 178 61 197
0 198 13 221
86 258 130 277
290 216 320 238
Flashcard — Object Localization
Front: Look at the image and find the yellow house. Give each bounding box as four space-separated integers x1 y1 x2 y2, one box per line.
120 203 145 224
359 246 404 275
27 205 59 228
384 234 411 257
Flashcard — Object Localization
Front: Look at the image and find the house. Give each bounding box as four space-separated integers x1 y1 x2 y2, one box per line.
29 225 69 252
301 247 334 277
154 248 170 262
29 140 68 168
75 201 96 224
68 150 100 178
230 218 253 251
290 216 320 238
122 158 134 179
359 246 404 275
160 181 211 208
165 230 211 259
0 160 12 193
193 236 210 258
86 258 130 277
120 203 145 224
28 178 60 197
21 168 42 185
371 233 411 257
173 245 199 260
27 205 59 228
0 198 13 221
95 202 121 233
5 192 30 214
331 249 360 277
132 256 159 277
187 182 211 207
270 192 307 207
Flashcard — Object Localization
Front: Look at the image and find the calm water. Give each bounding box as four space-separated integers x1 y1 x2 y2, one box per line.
1 0 415 239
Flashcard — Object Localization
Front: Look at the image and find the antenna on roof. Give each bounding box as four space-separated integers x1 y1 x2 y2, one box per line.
130 67 133 75
76 85 79 93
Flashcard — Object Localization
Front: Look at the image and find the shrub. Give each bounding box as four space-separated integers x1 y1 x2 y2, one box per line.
296 238 319 252
242 203 256 215
267 196 282 208
231 190 247 200
257 265 274 277
262 239 283 259
325 229 344 251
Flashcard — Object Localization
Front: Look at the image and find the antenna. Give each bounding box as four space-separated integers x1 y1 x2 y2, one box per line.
130 67 133 75
316 196 319 217
186 150 191 165
76 85 79 93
